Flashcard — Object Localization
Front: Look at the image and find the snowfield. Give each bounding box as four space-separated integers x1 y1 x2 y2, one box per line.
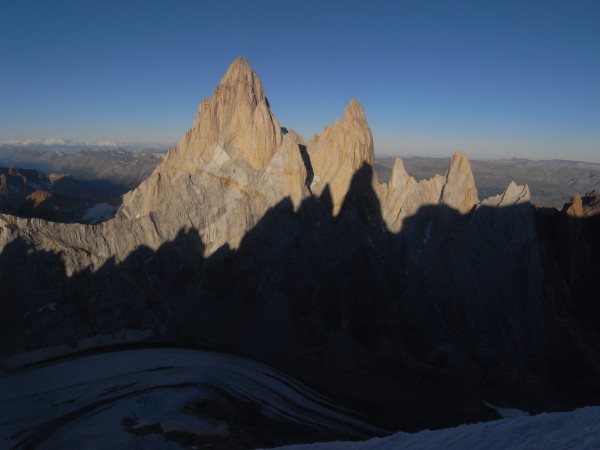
275 405 600 450
81 202 119 224
0 348 382 449
2 347 599 449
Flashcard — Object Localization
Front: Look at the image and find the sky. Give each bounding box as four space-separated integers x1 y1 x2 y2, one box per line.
1 0 599 162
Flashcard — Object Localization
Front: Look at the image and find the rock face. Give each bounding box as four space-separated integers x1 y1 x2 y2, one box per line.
117 59 377 254
47 173 80 197
171 55 283 173
119 57 284 221
1 57 600 436
383 151 478 232
308 99 377 214
0 167 93 222
481 181 530 207
0 167 51 197
439 149 479 212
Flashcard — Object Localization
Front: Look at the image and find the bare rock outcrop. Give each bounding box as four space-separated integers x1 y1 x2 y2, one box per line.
119 56 284 221
383 157 444 232
308 99 377 214
481 181 530 208
564 193 584 217
173 56 283 172
117 64 382 254
439 150 479 212
383 150 478 232
257 133 310 209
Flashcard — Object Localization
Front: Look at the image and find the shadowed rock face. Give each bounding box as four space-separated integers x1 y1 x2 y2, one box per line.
0 167 106 222
1 58 600 437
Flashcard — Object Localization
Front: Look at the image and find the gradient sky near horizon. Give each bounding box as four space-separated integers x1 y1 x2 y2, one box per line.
1 0 599 162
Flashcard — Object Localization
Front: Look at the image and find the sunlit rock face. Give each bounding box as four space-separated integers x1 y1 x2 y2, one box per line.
0 55 502 266
115 57 311 255
382 150 483 233
1 56 600 438
439 149 479 212
307 98 377 215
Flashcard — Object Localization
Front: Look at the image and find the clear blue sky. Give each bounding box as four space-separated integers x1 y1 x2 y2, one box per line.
1 0 599 162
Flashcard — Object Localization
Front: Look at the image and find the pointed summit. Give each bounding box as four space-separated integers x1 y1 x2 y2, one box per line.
119 57 283 219
221 56 252 81
565 193 584 217
439 150 479 213
388 158 411 191
307 99 376 214
220 56 265 98
338 98 374 164
481 181 530 207
344 98 368 124
165 56 282 172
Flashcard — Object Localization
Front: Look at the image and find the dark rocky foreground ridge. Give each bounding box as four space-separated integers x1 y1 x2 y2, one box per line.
1 58 600 439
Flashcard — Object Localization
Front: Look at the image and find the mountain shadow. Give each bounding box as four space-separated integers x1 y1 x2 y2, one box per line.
1 164 600 438
0 227 202 354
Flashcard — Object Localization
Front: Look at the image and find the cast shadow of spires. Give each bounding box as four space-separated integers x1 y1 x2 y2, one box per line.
298 144 314 192
0 227 205 357
170 162 600 428
1 162 600 434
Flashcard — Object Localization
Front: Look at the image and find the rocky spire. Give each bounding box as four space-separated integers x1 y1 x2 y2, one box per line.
388 158 414 192
119 57 284 219
165 56 283 174
564 193 584 217
382 151 479 232
383 157 446 232
219 56 264 93
481 181 531 207
439 150 479 213
307 99 376 214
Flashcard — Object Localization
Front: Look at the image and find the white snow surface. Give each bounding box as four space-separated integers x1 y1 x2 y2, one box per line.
274 406 600 450
3 348 598 450
81 202 118 224
0 348 381 449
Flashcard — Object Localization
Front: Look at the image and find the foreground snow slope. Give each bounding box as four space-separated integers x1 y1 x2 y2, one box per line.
0 348 382 449
275 405 600 450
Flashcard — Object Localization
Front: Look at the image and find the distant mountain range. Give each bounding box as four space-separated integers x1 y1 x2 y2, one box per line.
0 138 173 151
0 147 165 190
